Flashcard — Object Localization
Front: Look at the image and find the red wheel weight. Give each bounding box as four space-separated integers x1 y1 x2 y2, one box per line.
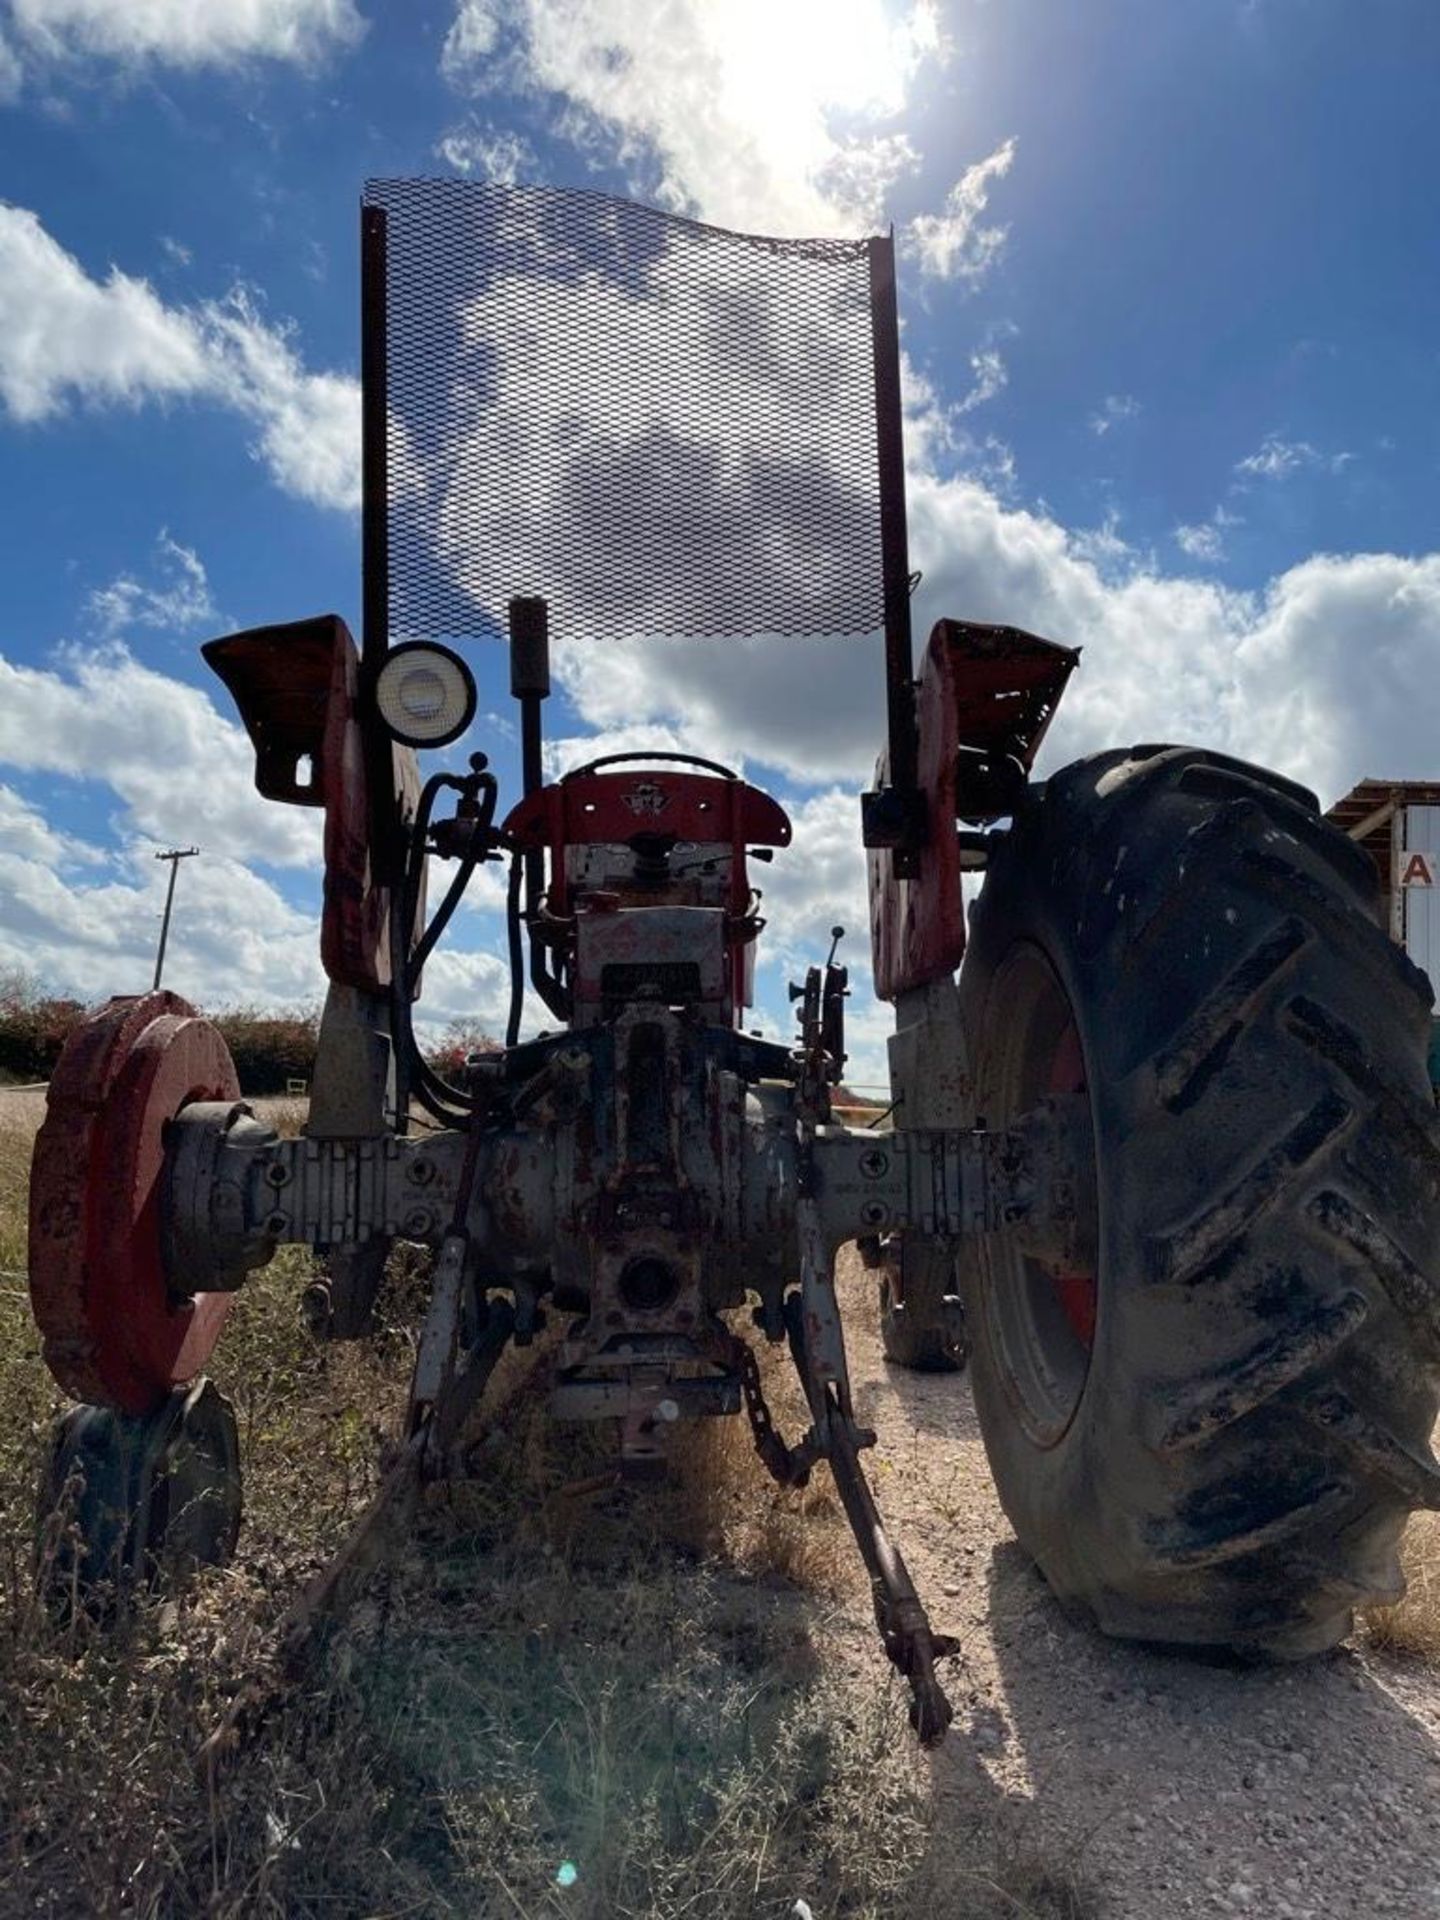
29 992 242 1415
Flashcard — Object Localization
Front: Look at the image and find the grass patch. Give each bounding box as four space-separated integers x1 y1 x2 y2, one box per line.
1362 1510 1440 1659
0 1097 1096 1918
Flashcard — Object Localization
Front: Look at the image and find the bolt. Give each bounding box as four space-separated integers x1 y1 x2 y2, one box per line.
859 1148 889 1179
265 1160 291 1188
860 1201 888 1228
265 1211 289 1236
409 1157 436 1186
402 1206 434 1236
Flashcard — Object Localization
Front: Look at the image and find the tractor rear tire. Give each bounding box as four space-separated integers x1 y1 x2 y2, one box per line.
957 744 1440 1657
879 1238 967 1372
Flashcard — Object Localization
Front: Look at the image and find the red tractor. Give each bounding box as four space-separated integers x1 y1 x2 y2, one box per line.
27 181 1440 1743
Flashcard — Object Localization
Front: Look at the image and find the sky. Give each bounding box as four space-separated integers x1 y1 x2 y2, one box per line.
0 0 1437 1085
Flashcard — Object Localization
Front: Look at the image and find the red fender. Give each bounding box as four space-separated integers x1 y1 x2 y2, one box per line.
869 620 1079 1000
204 614 421 994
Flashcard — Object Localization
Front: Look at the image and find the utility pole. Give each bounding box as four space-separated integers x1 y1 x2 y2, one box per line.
152 847 199 990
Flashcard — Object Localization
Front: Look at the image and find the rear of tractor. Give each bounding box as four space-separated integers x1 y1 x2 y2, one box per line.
26 181 1440 1741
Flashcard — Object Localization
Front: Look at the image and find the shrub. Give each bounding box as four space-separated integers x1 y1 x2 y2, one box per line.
424 1017 503 1081
208 1006 321 1095
0 969 86 1083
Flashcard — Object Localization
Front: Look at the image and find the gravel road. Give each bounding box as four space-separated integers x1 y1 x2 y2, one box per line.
830 1245 1440 1920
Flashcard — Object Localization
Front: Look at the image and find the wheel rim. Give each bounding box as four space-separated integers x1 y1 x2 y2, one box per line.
978 944 1099 1447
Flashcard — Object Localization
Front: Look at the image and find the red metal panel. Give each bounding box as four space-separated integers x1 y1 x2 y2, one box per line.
869 628 964 1002
504 771 791 857
29 994 240 1415
205 615 419 994
502 770 786 1022
317 625 412 994
870 620 1079 1000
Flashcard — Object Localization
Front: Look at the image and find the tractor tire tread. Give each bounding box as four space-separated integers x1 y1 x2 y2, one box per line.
957 742 1440 1659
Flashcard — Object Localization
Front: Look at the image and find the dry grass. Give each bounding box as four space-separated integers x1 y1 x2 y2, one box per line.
1362 1510 1440 1658
0 1097 1096 1920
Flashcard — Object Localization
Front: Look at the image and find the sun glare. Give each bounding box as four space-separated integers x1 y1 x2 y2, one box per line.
716 0 933 127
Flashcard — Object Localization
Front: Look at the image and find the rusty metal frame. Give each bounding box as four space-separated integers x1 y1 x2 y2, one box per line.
866 233 923 876
360 202 399 890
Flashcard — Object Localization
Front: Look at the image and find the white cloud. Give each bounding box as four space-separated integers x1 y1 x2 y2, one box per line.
753 787 866 965
0 833 326 1010
816 131 921 227
0 203 212 421
5 0 364 73
1174 519 1225 563
87 530 217 637
441 0 948 235
202 289 360 511
0 780 103 866
0 205 359 510
0 25 23 96
0 775 513 1030
1089 392 1140 436
956 346 1007 414
906 137 1016 284
441 0 499 83
555 443 1440 811
542 723 693 779
1235 432 1351 480
0 637 520 1028
434 122 536 182
0 645 322 868
1173 502 1243 565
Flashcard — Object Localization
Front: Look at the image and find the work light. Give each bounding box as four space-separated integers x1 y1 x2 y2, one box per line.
374 642 477 747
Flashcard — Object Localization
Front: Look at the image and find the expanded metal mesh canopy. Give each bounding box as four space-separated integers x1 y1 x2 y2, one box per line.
361 178 890 648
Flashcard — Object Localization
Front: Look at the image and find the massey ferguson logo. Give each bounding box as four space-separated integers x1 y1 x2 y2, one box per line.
622 781 670 818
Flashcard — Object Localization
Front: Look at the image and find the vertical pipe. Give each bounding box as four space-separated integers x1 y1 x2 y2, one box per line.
869 234 918 827
509 595 550 799
359 198 410 1131
360 202 390 682
508 597 566 1020
360 200 401 890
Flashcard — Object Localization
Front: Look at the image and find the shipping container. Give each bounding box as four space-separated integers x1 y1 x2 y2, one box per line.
1327 780 1440 1092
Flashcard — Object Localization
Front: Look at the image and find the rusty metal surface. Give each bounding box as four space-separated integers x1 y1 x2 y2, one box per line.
502 768 790 910
869 619 1080 1002
502 765 789 1019
205 616 421 996
203 618 337 806
868 233 920 866
30 994 241 1415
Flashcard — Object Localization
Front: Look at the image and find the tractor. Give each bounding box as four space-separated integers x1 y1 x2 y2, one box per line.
27 180 1440 1744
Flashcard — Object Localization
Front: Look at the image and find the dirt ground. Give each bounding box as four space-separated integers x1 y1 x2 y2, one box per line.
5 1073 1440 1917
831 1245 1440 1920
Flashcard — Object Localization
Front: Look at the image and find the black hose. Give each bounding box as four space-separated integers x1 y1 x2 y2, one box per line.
406 841 480 990
505 852 524 1047
389 768 495 1128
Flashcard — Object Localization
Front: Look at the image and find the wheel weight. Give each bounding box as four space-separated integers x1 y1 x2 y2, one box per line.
29 991 242 1414
38 1377 242 1607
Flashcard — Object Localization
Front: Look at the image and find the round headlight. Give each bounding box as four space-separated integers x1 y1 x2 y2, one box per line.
374 642 477 748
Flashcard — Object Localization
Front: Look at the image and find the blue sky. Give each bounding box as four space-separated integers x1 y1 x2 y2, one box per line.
0 0 1436 1079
